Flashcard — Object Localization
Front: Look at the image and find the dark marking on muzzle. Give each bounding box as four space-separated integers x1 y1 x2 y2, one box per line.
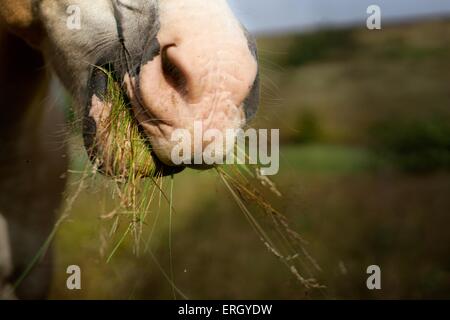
141 36 161 66
243 29 260 121
244 73 260 121
111 2 161 79
83 66 108 155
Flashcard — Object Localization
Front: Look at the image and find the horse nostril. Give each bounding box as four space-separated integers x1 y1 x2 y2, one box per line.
161 44 188 96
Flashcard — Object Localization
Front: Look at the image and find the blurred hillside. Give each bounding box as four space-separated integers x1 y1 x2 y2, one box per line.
49 19 450 299
256 19 450 144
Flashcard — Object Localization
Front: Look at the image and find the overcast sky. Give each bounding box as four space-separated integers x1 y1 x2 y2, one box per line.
228 0 450 34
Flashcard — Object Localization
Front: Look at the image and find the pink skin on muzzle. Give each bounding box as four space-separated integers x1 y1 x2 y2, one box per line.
124 0 258 166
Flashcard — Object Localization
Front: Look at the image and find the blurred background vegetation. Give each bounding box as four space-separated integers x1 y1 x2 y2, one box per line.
49 18 450 299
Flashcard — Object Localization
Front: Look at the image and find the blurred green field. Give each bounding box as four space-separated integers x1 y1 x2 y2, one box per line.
49 19 450 299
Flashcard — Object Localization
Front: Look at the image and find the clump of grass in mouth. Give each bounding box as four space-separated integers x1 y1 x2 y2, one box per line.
99 66 157 180
97 67 167 258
